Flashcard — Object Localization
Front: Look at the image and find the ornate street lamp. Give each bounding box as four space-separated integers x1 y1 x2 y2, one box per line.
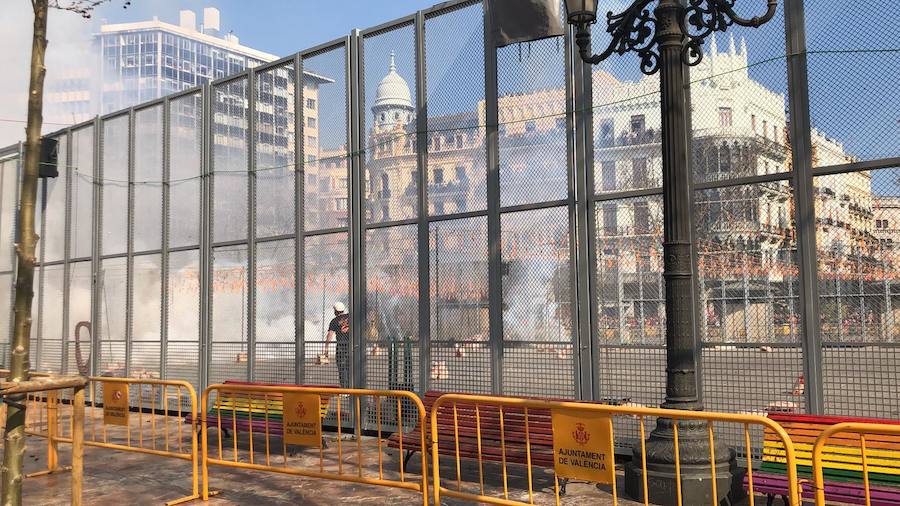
563 0 776 504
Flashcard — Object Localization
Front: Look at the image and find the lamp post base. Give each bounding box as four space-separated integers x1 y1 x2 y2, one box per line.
624 419 739 506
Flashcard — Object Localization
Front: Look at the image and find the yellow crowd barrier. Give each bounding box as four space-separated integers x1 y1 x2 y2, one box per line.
4 372 87 505
200 384 428 505
812 422 900 506
26 377 200 506
429 393 802 506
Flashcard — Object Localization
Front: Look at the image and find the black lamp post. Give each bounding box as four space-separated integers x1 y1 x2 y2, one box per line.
563 0 776 504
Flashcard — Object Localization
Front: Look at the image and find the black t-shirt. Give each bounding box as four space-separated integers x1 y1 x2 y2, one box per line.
328 313 350 344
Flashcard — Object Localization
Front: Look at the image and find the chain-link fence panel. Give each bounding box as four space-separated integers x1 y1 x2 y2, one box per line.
132 253 162 377
101 115 129 256
365 225 418 392
806 1 899 167
212 78 249 244
303 232 349 386
134 105 163 253
497 34 567 208
594 195 665 445
255 62 296 239
98 257 127 376
362 21 417 224
303 44 349 232
501 207 574 398
38 264 64 373
67 261 92 375
211 244 249 384
817 167 900 419
71 126 93 260
690 3 790 185
424 1 487 216
429 217 490 394
168 92 202 249
43 135 67 263
254 239 296 384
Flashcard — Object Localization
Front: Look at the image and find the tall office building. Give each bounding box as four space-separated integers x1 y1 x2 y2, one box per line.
44 8 278 126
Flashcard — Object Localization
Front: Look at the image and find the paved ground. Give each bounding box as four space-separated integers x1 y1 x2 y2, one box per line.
21 433 645 505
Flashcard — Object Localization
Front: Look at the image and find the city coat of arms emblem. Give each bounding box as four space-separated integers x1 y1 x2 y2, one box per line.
572 422 591 445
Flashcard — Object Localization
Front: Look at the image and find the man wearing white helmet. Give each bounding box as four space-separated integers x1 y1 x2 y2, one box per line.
325 302 351 388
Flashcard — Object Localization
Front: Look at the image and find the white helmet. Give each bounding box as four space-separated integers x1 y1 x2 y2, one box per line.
333 302 347 314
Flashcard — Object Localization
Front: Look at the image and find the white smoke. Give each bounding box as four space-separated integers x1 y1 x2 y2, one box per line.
0 3 97 147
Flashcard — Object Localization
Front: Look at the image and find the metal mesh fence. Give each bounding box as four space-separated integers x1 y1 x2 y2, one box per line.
255 63 296 238
424 1 487 216
500 207 574 398
302 44 348 232
7 1 900 459
303 233 349 386
362 21 417 223
805 1 899 166
134 105 163 252
429 217 490 393
365 225 418 392
817 167 900 418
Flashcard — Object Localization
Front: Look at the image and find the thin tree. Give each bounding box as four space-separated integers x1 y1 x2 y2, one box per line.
2 2 127 504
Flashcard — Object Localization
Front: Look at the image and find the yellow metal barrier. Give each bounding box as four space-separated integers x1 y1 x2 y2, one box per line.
5 372 87 505
26 377 201 506
200 384 428 505
812 422 900 506
430 393 802 506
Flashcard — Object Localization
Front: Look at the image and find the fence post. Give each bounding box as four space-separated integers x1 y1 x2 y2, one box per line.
785 0 824 414
71 385 85 506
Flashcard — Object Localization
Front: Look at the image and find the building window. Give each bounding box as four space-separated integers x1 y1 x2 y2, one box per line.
630 115 645 134
434 168 444 185
751 114 756 132
525 120 536 132
307 174 316 185
602 204 618 235
307 117 316 128
632 158 648 187
306 98 316 109
634 202 650 234
600 161 616 191
336 198 348 211
762 120 768 139
456 135 463 149
306 154 317 163
877 219 889 229
144 54 155 65
306 136 317 148
394 112 400 121
718 107 733 127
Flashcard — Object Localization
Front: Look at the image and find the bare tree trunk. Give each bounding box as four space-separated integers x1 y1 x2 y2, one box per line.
2 1 48 504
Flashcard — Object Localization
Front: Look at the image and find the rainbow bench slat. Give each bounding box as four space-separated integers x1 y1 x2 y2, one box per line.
185 381 337 433
744 412 900 505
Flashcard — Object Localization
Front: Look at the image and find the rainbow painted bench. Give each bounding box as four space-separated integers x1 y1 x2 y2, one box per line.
187 380 335 440
744 412 900 505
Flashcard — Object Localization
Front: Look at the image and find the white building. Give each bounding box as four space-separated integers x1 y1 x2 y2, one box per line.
45 8 278 126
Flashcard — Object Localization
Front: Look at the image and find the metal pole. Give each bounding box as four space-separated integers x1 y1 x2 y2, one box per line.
125 108 135 378
294 53 305 385
785 0 824 414
199 84 212 391
622 1 733 502
90 117 102 377
160 97 170 380
415 9 431 395
483 0 504 396
349 33 365 390
62 130 73 374
247 69 257 382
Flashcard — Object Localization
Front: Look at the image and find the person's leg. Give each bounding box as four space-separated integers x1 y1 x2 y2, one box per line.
336 343 350 389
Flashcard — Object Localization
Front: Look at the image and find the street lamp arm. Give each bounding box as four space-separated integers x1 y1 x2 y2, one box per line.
573 0 778 74
574 0 658 72
681 0 778 65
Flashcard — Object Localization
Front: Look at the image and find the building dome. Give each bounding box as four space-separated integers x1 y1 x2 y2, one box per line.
374 51 413 110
